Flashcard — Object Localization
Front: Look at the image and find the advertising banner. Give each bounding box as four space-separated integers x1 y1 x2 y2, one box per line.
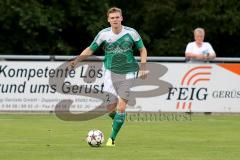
0 61 239 112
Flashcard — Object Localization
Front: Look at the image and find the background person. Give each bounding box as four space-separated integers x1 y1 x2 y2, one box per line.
185 28 216 61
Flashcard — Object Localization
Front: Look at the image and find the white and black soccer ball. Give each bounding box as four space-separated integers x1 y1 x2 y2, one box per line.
86 129 104 147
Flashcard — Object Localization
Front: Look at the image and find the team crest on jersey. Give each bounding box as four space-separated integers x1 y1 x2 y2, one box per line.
124 37 130 42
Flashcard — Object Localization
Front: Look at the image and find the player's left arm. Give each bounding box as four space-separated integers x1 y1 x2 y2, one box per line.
132 29 148 79
139 47 147 79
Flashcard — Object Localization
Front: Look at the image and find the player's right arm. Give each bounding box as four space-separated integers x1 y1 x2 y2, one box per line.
69 47 94 68
69 29 105 68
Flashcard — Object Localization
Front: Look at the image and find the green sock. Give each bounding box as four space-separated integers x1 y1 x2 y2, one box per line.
110 112 126 140
108 111 116 120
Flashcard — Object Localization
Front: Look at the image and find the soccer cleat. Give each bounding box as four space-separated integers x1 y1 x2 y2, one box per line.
106 138 115 147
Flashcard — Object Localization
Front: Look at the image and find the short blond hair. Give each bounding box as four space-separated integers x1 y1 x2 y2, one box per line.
194 28 205 37
107 7 122 17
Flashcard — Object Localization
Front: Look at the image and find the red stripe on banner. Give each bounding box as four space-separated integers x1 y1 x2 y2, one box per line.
188 102 192 110
176 102 180 109
182 102 186 109
193 78 210 85
187 72 211 85
181 66 212 85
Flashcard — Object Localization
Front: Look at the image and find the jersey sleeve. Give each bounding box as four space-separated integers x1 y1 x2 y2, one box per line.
185 42 192 53
132 30 144 49
89 31 104 52
206 42 215 54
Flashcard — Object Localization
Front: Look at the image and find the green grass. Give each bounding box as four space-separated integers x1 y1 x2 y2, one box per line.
0 113 240 160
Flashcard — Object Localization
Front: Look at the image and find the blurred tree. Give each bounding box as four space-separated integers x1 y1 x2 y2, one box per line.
0 0 67 54
0 0 240 57
0 0 108 55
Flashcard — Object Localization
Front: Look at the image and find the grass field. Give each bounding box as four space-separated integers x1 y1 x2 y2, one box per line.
0 113 240 160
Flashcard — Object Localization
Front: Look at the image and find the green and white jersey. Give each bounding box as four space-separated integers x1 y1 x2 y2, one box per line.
89 26 144 74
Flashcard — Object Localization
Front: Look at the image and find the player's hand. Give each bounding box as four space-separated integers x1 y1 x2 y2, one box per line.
139 70 147 79
139 63 147 79
69 60 77 69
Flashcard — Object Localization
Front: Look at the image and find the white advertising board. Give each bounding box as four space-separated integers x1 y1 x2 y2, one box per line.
0 61 239 112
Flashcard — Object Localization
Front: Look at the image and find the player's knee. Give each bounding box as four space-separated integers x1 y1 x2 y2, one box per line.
118 104 126 113
118 108 125 113
118 97 127 113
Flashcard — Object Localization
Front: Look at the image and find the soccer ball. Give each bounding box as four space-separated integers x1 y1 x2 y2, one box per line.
86 129 104 147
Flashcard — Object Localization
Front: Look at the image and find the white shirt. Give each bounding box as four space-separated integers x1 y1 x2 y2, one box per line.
185 42 215 55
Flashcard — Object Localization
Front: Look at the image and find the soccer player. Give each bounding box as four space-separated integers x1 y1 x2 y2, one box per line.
70 7 147 146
